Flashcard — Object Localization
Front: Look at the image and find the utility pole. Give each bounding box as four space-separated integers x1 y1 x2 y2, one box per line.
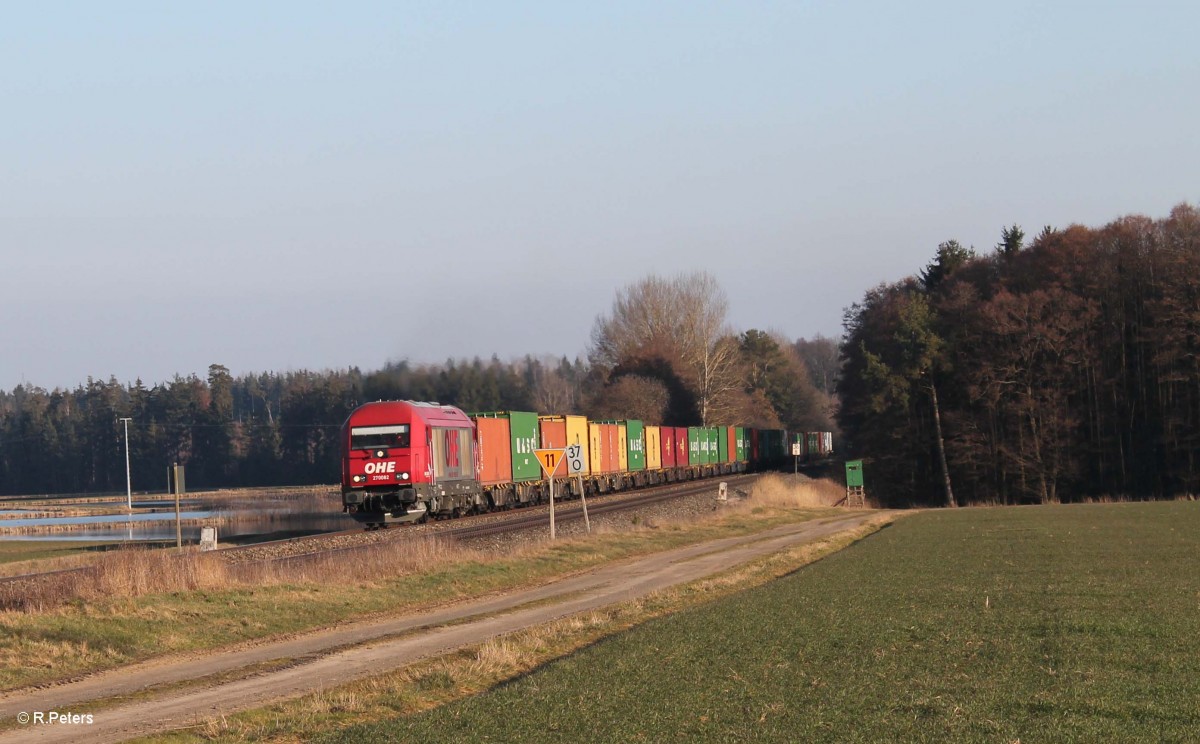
120 417 133 512
174 463 182 550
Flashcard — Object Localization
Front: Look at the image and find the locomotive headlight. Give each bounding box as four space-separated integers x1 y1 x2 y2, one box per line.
400 472 410 480
353 475 365 484
375 449 387 458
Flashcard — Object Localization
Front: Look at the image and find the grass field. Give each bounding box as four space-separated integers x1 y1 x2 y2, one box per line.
0 487 841 693
330 501 1200 743
0 540 109 567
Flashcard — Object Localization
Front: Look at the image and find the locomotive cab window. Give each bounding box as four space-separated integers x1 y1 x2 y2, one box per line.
350 425 410 450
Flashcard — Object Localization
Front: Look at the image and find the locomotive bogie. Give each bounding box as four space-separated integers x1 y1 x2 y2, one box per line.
343 478 484 524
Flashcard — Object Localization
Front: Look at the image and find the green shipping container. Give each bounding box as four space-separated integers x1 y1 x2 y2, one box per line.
474 411 540 482
688 427 702 465
717 426 729 463
763 429 781 464
735 427 747 461
704 427 719 465
625 420 645 471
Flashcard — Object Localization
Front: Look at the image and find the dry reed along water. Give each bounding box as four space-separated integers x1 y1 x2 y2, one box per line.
0 536 473 612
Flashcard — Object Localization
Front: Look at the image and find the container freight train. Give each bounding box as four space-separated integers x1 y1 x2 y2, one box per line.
339 400 804 528
792 431 834 461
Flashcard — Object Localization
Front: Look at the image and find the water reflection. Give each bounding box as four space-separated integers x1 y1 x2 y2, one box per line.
0 492 351 544
0 513 351 543
0 511 217 528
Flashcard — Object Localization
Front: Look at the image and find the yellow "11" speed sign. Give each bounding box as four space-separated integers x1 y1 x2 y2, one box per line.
534 449 566 478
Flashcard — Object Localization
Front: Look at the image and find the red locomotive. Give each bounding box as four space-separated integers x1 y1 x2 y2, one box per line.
341 400 483 525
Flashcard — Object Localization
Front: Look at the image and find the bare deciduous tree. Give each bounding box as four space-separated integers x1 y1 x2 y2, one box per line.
794 334 841 396
590 272 742 424
528 357 578 414
585 375 670 423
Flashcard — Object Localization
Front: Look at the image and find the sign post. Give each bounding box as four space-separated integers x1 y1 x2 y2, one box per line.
171 463 186 549
565 439 591 533
535 449 566 539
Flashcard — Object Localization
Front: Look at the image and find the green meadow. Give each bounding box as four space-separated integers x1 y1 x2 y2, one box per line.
338 502 1200 743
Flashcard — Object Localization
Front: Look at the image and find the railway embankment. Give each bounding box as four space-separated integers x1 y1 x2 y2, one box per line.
0 475 872 696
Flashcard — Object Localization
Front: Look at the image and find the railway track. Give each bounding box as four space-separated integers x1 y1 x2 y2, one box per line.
231 474 760 569
442 474 756 541
0 474 760 599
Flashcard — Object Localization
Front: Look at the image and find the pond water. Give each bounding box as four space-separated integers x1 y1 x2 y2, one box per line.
50 499 206 510
0 494 353 544
0 510 217 528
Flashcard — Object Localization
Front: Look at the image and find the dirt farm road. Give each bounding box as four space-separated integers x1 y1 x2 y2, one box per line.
0 512 880 743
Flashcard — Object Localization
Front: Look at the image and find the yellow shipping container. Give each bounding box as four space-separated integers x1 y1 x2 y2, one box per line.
565 415 589 475
588 422 604 475
538 414 591 477
616 424 628 472
645 425 662 470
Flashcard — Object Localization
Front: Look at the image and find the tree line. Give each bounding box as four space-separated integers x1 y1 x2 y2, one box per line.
839 203 1200 507
0 274 835 495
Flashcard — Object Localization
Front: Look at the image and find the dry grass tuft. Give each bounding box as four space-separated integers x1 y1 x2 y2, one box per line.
0 534 482 614
91 548 229 597
749 474 848 508
470 636 526 677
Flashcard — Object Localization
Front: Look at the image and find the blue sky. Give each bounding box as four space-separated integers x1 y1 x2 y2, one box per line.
2 1 1196 390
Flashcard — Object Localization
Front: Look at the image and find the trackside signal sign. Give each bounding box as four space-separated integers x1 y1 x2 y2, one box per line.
535 449 566 478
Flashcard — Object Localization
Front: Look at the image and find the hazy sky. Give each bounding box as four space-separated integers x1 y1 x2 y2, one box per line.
3 2 1196 391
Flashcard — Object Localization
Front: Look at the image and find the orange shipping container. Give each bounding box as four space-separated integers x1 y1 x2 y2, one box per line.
538 417 567 450
603 423 620 473
474 416 513 485
589 422 621 475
